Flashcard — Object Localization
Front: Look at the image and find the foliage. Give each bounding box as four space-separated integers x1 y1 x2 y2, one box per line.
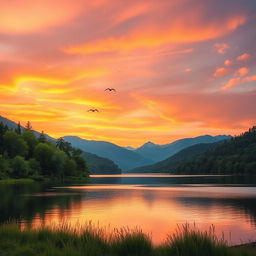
0 121 89 181
172 127 256 175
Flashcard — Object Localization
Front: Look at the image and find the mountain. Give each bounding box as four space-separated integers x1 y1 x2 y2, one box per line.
63 136 153 170
82 152 121 174
134 135 231 163
171 127 256 174
0 115 54 141
128 142 224 173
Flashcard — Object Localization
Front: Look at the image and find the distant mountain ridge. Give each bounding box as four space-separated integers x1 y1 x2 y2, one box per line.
63 136 153 170
133 135 231 163
171 127 256 174
127 142 225 173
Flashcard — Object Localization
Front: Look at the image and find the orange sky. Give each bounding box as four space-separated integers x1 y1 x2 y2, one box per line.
0 0 255 146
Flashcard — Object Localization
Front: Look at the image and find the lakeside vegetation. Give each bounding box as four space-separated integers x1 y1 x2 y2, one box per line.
171 127 256 175
0 121 89 182
0 223 254 256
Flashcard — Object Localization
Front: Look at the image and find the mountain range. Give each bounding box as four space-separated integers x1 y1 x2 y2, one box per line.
63 136 153 170
1 115 233 173
128 141 225 173
133 135 231 163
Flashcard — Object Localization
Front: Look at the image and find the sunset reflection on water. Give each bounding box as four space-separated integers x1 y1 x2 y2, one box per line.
18 175 256 245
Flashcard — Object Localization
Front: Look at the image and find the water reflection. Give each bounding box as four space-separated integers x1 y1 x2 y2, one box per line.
0 175 256 245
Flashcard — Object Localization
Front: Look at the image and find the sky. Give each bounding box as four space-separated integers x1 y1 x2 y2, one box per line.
0 0 255 147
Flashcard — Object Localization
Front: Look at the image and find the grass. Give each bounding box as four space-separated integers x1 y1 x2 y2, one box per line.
0 223 255 256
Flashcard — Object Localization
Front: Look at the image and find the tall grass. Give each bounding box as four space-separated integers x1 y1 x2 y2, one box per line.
0 222 254 256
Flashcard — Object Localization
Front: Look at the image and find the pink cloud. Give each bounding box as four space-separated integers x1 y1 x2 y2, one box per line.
214 43 229 54
237 53 251 61
224 59 233 66
243 75 256 82
213 67 230 77
222 77 241 90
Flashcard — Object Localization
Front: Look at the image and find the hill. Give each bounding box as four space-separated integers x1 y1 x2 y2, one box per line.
134 135 231 162
0 115 121 174
63 136 153 170
0 116 54 141
82 152 121 174
171 127 256 174
128 142 223 173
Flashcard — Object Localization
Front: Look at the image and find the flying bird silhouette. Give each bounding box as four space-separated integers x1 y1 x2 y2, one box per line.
105 88 116 92
87 109 99 112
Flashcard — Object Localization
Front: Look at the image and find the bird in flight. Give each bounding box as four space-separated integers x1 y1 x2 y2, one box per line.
105 88 116 92
87 109 99 112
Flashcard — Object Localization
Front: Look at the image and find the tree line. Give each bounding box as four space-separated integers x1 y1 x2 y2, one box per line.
171 127 256 175
0 122 89 180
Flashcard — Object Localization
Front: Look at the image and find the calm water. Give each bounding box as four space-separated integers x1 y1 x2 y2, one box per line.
1 174 256 245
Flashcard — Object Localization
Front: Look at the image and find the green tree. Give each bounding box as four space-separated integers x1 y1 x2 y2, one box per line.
38 131 46 143
11 156 30 178
3 131 28 158
15 122 22 135
0 122 8 154
22 130 37 158
0 155 10 178
34 143 54 176
28 158 41 176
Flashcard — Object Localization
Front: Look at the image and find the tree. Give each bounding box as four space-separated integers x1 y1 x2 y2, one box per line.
11 156 30 178
0 122 8 154
56 137 72 157
39 131 46 143
25 121 32 131
0 155 10 178
3 131 28 158
28 158 41 176
15 122 22 135
23 130 37 158
34 143 54 176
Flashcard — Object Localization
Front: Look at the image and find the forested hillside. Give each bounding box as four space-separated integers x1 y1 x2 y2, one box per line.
171 127 256 174
0 122 89 181
82 152 121 174
128 142 222 173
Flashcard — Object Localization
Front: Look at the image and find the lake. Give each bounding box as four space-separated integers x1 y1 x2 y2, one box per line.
1 174 256 245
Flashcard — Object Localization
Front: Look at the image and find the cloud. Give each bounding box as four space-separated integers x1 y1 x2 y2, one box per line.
224 59 233 66
214 43 229 54
237 53 251 61
236 67 249 77
222 78 241 90
0 0 87 33
64 15 245 55
222 73 256 90
213 67 230 77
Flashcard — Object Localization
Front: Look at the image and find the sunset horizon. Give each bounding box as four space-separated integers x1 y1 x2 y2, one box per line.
0 0 255 146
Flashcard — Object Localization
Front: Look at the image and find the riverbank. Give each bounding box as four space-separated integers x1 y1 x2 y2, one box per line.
0 223 254 256
0 176 89 185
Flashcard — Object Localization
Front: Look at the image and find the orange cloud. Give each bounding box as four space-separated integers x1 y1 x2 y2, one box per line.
243 75 256 83
236 67 249 77
222 78 241 90
224 59 233 66
237 53 251 61
213 67 230 77
64 15 245 54
0 0 86 33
